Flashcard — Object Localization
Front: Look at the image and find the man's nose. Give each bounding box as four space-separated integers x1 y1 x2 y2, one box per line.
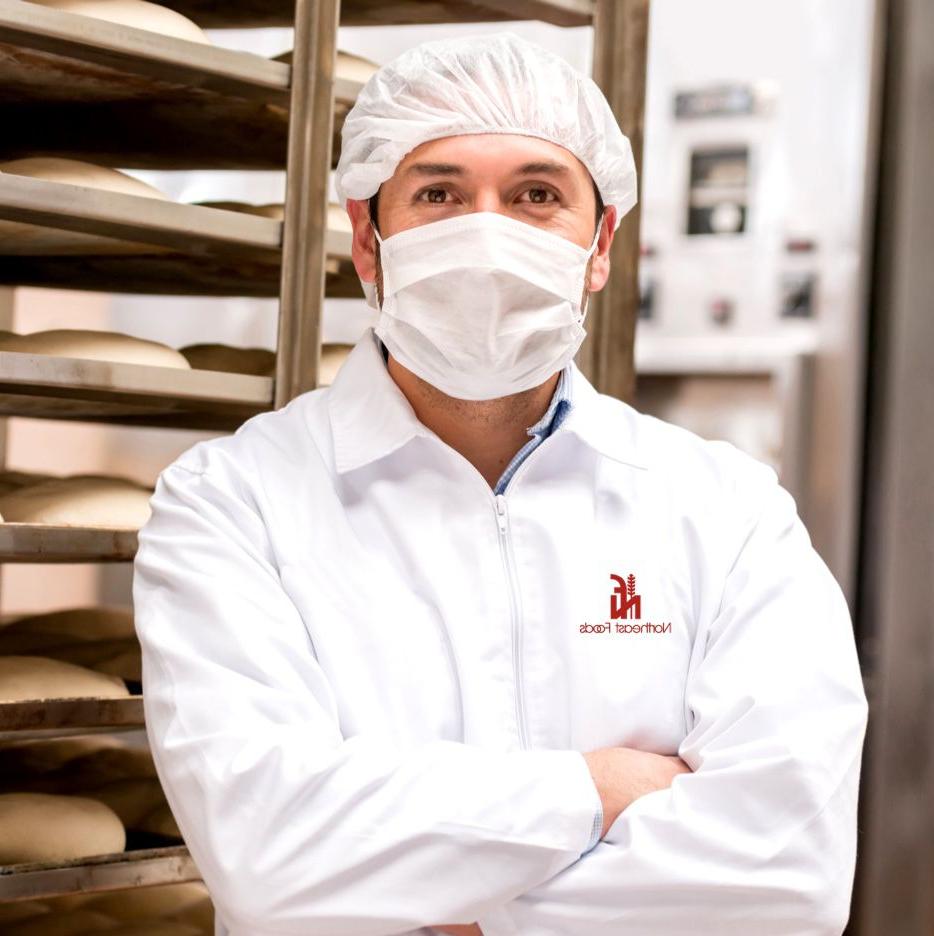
473 189 509 217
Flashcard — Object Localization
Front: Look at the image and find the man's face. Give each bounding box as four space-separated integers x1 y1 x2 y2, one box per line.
346 133 616 305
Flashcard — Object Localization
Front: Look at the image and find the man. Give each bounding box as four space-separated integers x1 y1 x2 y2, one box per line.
133 33 868 936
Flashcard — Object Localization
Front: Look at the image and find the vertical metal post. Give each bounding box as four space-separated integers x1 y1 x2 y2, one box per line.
851 0 934 930
275 0 340 408
581 0 649 403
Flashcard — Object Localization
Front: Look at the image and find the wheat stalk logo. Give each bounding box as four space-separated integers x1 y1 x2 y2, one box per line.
627 573 636 599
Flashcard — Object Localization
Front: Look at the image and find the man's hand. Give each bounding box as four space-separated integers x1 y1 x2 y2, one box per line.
432 747 688 935
584 746 692 838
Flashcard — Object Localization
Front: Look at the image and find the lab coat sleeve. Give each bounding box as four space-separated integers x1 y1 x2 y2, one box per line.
132 460 603 936
475 461 869 936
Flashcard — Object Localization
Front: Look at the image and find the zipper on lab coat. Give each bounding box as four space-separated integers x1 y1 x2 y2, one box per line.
494 493 529 749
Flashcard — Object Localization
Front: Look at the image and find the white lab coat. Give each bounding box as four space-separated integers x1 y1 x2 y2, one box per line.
133 326 868 936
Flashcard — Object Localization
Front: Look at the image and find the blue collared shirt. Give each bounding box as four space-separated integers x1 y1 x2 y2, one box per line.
377 336 603 853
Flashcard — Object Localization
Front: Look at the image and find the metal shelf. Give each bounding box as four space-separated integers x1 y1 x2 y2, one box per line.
0 845 197 903
169 0 593 28
0 252 360 298
0 523 138 562
0 0 367 169
0 0 289 101
0 696 144 740
0 174 356 295
0 173 283 256
0 350 274 428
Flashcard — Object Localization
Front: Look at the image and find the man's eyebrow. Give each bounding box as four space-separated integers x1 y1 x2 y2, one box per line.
514 160 571 176
403 160 572 178
405 162 466 177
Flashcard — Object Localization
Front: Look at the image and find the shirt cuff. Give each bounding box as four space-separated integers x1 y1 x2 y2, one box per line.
583 796 603 853
473 755 602 936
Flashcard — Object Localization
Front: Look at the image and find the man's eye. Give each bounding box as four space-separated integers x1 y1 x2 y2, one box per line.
418 188 449 203
523 187 557 204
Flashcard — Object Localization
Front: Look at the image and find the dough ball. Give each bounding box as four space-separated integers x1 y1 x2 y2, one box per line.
0 738 156 797
0 902 50 926
0 157 166 200
192 200 351 233
0 792 125 864
0 328 190 369
104 922 203 936
191 200 282 219
320 344 352 386
274 48 379 85
0 470 55 496
0 474 153 528
25 0 210 44
137 801 179 838
56 741 156 787
84 776 164 827
0 158 175 256
0 606 135 647
0 656 129 702
85 881 208 921
33 638 141 682
179 342 275 377
3 909 118 935
0 735 122 779
165 895 214 933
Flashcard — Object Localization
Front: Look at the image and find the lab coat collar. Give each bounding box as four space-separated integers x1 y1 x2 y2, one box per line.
325 328 649 475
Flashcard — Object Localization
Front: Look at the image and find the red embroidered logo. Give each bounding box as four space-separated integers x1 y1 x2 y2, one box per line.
610 573 641 620
579 572 672 635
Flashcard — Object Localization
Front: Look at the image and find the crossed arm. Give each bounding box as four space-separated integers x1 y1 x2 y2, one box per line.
134 459 867 936
434 747 691 935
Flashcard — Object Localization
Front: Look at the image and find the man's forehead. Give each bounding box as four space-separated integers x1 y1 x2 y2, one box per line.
389 133 592 187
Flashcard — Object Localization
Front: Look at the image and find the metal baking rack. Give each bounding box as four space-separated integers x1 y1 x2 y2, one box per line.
0 0 645 910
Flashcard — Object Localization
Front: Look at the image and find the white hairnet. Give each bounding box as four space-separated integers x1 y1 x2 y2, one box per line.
334 32 637 231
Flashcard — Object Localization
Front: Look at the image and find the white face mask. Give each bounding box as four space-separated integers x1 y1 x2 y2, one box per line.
362 211 601 401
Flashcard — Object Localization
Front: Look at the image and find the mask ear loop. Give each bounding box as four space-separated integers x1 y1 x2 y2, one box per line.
579 219 603 321
362 220 384 308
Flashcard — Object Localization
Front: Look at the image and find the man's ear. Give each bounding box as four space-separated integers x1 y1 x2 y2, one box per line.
346 198 378 284
587 205 618 293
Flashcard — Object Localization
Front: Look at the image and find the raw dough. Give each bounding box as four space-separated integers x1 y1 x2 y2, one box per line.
74 881 207 921
171 888 214 936
193 200 351 233
0 902 48 926
166 896 214 933
4 908 118 935
138 801 179 837
83 776 165 827
0 735 122 779
0 157 173 256
192 200 282 219
26 0 210 44
0 474 153 528
0 608 140 679
105 922 203 936
0 157 166 199
0 738 158 805
55 741 156 786
179 342 275 377
35 638 141 682
274 48 379 86
0 328 190 369
0 606 135 646
0 470 55 496
0 792 125 864
0 656 129 702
